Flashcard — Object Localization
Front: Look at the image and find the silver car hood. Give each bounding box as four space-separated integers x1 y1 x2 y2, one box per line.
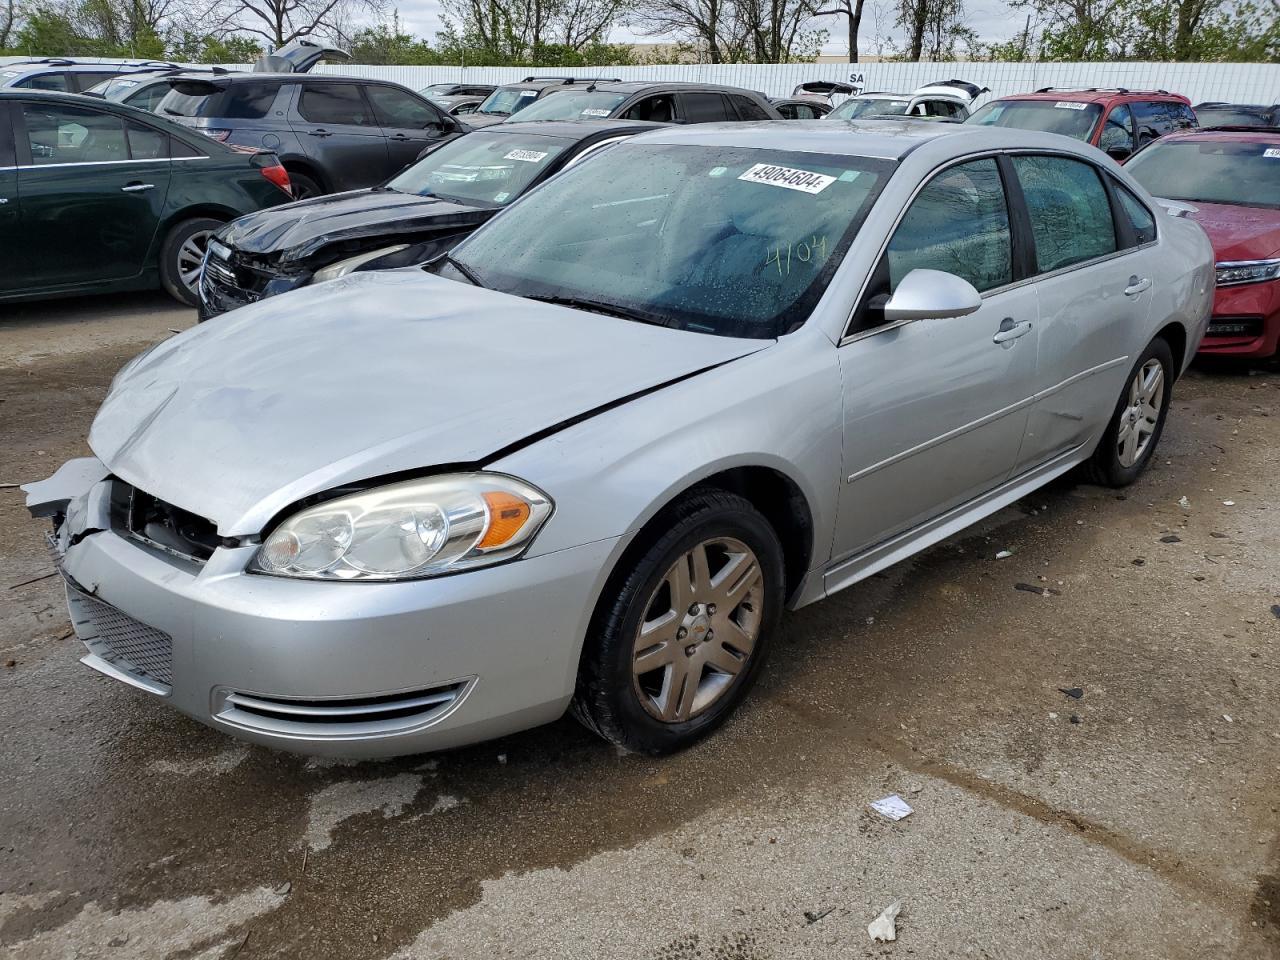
90 271 767 536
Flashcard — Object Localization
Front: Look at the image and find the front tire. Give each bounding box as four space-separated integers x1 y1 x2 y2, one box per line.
571 490 785 754
1085 336 1175 487
159 217 222 307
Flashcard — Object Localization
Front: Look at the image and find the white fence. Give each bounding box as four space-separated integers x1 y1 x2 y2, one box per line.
4 54 1278 104
311 61 1280 106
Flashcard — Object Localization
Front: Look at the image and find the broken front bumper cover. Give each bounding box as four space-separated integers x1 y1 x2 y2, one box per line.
23 458 615 758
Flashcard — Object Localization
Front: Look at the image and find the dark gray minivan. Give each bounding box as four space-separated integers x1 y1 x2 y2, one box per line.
155 73 466 198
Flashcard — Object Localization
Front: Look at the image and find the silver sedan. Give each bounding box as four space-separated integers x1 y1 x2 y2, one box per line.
25 121 1213 758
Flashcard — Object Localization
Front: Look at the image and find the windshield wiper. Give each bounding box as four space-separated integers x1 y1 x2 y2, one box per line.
524 294 671 327
442 254 484 287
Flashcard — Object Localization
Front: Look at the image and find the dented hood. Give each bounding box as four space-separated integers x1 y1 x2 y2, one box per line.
89 271 767 536
217 189 492 262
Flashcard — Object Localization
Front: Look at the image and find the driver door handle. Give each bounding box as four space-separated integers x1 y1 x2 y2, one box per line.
121 182 155 193
993 317 1033 344
1125 275 1152 296
389 133 410 141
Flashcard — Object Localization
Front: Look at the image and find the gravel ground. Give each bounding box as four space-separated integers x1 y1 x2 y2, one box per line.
1 293 1278 960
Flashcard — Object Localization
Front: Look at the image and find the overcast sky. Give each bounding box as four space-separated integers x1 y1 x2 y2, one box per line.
390 0 1026 55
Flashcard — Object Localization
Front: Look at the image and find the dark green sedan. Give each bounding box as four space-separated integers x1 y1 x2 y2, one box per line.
0 90 292 306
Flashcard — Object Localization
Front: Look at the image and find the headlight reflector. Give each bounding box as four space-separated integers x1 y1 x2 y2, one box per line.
312 244 410 284
251 473 552 580
1215 258 1280 287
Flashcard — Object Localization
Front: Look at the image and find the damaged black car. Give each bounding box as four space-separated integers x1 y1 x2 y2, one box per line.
198 118 657 320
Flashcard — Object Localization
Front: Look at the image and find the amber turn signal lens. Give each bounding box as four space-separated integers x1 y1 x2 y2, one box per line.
478 491 532 549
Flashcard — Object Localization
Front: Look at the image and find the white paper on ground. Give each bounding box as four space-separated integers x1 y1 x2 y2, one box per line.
869 794 913 821
868 900 902 942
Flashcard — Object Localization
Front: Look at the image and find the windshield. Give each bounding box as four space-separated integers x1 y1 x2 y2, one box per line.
506 90 628 122
475 86 543 117
828 97 911 119
966 99 1102 140
1126 139 1280 209
1195 106 1272 128
448 144 892 338
387 132 569 205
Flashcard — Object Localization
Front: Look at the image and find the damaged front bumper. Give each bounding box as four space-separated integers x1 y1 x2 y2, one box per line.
23 459 614 758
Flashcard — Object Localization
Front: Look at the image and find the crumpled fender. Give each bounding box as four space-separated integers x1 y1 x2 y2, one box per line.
22 457 112 555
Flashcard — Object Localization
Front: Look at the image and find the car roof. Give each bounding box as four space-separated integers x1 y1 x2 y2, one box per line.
468 118 666 139
994 89 1190 105
1156 126 1280 145
624 118 1048 159
577 80 761 96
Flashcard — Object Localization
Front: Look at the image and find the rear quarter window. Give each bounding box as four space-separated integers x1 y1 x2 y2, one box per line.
160 81 283 120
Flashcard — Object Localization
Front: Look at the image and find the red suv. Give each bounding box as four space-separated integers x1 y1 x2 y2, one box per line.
1125 127 1280 359
966 88 1196 160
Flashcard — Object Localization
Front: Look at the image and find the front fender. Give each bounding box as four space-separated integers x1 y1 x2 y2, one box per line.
491 330 842 582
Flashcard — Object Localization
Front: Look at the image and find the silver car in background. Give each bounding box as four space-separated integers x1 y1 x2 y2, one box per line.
26 121 1213 758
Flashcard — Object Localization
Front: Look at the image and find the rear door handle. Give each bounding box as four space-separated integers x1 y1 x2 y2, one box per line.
993 317 1033 344
308 128 333 138
121 182 155 193
1125 275 1152 296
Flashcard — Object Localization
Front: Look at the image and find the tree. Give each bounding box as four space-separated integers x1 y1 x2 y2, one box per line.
808 0 865 62
635 0 823 61
212 0 387 47
1 0 20 48
439 0 633 63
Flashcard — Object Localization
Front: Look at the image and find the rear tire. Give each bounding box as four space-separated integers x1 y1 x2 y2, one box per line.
1084 336 1175 487
287 171 322 200
571 490 784 754
159 217 221 307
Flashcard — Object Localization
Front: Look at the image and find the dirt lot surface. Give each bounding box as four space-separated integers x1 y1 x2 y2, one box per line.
2 294 1279 960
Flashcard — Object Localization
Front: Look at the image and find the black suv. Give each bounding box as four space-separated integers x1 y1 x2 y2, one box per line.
462 76 625 127
502 80 783 124
155 72 467 198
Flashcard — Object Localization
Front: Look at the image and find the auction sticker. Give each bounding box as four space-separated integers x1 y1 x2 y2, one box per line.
1265 148 1280 158
504 149 548 162
581 108 611 117
738 163 835 194
1054 101 1088 110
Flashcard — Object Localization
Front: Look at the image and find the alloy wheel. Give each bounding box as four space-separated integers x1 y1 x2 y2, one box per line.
177 230 213 296
1117 358 1164 468
631 536 764 723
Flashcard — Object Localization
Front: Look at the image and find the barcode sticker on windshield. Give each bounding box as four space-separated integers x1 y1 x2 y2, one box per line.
1054 101 1089 110
1265 148 1280 158
504 149 548 163
581 108 611 117
738 163 835 194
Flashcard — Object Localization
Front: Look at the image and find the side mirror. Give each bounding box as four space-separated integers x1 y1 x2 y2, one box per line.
883 268 982 324
1105 145 1132 162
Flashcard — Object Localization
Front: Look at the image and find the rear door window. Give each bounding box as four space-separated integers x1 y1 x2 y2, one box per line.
681 92 733 123
297 83 375 125
1132 100 1173 146
1012 154 1117 272
730 95 771 120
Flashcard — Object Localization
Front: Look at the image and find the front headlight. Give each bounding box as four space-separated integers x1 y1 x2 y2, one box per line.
1215 258 1280 287
251 473 552 581
312 244 410 284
